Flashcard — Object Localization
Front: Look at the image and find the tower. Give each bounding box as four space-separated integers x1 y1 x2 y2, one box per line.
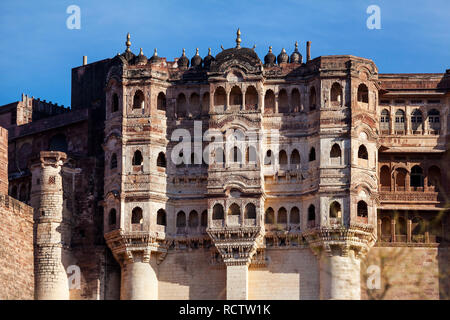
30 151 69 300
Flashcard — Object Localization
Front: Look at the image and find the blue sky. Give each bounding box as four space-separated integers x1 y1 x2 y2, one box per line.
0 0 449 107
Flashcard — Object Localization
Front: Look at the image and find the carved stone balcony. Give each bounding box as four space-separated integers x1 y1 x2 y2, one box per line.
378 191 440 203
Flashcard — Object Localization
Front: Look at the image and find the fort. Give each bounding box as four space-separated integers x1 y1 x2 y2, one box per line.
0 30 448 300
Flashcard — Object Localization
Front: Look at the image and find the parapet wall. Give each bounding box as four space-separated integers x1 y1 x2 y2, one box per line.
0 193 34 300
0 127 7 195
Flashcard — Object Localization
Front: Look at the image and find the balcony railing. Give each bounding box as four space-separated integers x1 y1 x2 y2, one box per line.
378 191 439 203
227 215 240 226
211 219 224 228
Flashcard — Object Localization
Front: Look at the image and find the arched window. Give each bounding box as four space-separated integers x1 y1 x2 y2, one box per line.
358 145 368 160
411 109 423 132
380 109 390 133
309 87 317 110
244 203 256 219
357 201 368 217
357 84 368 103
110 153 117 169
201 210 208 227
410 165 424 189
157 152 166 168
279 150 288 166
309 147 316 162
131 207 143 224
380 165 391 190
228 203 240 216
246 146 257 163
278 89 289 113
245 86 258 110
201 92 210 115
381 217 391 236
214 87 226 107
109 209 117 225
290 149 300 166
428 166 441 191
395 109 405 133
278 207 287 224
132 150 143 166
176 93 187 118
176 211 186 227
396 217 407 236
428 109 440 132
395 168 407 190
215 147 225 164
330 143 341 164
265 207 274 224
157 92 166 111
190 93 201 118
212 204 224 220
157 209 166 226
112 93 119 113
230 86 242 106
308 205 315 221
291 88 301 112
290 207 300 224
189 210 199 228
329 201 341 218
230 146 242 163
49 134 68 153
133 90 145 109
264 90 275 114
264 149 273 165
330 83 342 105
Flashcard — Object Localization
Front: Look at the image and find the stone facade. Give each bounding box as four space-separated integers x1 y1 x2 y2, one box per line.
0 31 449 299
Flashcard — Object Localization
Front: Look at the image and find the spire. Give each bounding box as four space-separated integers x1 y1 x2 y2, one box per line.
182 48 186 56
269 46 272 53
139 48 144 56
125 33 131 52
294 41 299 52
153 48 158 57
195 48 199 56
208 47 212 56
236 28 241 48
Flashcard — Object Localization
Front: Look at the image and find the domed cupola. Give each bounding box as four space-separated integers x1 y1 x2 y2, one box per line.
290 41 302 64
135 48 148 65
264 46 276 66
178 48 189 69
149 48 162 64
191 48 202 68
277 48 289 64
203 48 215 69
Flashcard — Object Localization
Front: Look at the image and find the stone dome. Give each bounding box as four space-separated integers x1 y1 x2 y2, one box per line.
191 48 202 68
178 48 189 68
135 48 148 65
264 46 276 66
149 48 162 64
290 41 302 64
203 48 215 69
277 48 289 64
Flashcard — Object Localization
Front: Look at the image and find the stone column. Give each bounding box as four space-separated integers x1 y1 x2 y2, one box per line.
120 252 158 300
319 251 361 300
407 219 412 243
30 151 69 300
226 264 249 300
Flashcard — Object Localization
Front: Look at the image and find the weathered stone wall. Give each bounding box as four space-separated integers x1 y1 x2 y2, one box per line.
0 127 7 195
0 194 34 300
361 246 449 300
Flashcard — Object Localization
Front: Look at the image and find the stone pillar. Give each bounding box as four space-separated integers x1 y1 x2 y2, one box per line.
407 219 412 242
30 151 69 300
319 251 361 300
391 219 396 242
226 264 249 300
120 253 158 300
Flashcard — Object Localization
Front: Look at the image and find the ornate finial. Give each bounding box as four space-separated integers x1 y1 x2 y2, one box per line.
282 48 286 53
139 48 144 56
221 45 224 51
252 44 256 50
153 48 158 57
208 47 212 55
295 41 299 51
195 48 199 56
269 46 272 53
182 48 186 56
125 33 131 52
236 28 241 48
